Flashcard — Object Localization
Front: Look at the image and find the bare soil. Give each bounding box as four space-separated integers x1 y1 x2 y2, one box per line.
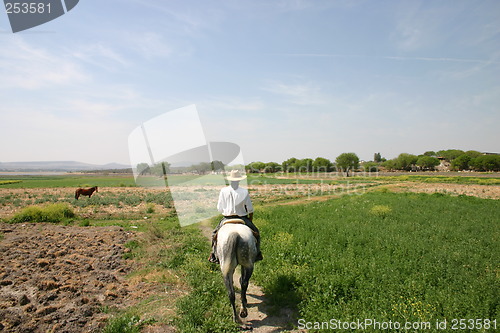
384 182 500 199
0 223 146 333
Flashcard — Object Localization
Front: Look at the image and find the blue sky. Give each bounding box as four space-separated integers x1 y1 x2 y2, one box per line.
1 0 499 165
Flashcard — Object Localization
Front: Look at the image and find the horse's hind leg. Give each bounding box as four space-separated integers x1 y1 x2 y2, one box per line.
223 271 238 322
239 265 254 318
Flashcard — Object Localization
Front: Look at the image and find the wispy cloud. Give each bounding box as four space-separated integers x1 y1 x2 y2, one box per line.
69 43 130 70
0 37 89 90
126 32 172 60
262 80 327 105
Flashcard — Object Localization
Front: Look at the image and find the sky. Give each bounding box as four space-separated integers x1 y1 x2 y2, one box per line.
0 0 499 166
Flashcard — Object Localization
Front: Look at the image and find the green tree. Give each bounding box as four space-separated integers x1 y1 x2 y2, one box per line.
264 162 281 173
363 161 379 173
246 161 266 173
312 157 332 173
395 153 418 171
296 158 313 173
282 158 298 173
151 162 170 176
471 155 500 171
437 149 465 162
136 163 150 175
465 150 482 159
335 153 359 177
423 151 437 157
382 159 397 171
451 155 472 171
416 156 440 171
374 152 382 163
211 160 225 172
189 162 211 174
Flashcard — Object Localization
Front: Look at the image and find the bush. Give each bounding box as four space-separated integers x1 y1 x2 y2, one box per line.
370 205 392 218
10 203 75 223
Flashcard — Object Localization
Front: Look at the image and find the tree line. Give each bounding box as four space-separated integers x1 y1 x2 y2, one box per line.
246 153 361 176
246 149 500 174
136 149 499 177
136 160 226 177
382 150 500 172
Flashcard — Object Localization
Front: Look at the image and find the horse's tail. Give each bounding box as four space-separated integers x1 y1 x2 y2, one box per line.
220 232 239 277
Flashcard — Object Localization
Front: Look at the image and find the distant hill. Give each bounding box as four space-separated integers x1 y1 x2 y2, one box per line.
0 161 130 172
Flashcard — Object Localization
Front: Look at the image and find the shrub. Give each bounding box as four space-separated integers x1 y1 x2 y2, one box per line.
370 205 392 218
145 203 155 214
10 203 75 223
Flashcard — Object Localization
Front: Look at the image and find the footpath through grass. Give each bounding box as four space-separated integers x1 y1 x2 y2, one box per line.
97 216 240 333
253 192 499 331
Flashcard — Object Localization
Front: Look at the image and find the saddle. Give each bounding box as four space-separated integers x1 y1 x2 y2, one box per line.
221 218 246 225
213 218 259 241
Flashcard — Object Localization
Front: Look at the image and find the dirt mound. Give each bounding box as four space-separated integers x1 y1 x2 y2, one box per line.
0 223 136 333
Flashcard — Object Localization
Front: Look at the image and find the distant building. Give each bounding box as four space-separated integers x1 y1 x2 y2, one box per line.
435 157 451 172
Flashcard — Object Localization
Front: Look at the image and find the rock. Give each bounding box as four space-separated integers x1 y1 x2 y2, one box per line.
18 294 30 306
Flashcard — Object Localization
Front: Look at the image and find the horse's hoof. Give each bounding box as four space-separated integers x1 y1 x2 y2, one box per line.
239 309 248 318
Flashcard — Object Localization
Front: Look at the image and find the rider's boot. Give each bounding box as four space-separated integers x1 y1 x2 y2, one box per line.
208 238 219 264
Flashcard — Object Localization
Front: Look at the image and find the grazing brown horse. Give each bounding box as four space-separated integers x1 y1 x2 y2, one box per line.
75 186 98 200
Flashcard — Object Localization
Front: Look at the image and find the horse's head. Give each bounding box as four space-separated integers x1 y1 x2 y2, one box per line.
95 186 98 192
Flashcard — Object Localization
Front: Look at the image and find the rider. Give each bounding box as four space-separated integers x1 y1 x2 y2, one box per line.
208 169 263 264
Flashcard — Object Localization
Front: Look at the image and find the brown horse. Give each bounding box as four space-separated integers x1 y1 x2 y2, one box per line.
75 186 98 200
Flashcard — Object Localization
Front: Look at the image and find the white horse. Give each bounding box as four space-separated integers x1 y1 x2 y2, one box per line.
216 222 258 324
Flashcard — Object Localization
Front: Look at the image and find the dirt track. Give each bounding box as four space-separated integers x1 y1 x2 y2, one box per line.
0 223 137 333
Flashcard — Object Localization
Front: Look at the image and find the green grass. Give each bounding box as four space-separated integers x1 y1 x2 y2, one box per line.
0 175 136 188
163 219 239 332
9 203 75 223
102 313 146 333
100 216 239 333
253 192 499 331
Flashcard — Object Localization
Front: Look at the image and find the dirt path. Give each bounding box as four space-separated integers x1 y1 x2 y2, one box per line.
199 220 298 332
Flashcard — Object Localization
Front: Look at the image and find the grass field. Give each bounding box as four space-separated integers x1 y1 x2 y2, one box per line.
253 192 499 331
0 173 499 332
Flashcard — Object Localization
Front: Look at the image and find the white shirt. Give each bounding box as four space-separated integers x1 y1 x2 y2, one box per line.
217 186 254 217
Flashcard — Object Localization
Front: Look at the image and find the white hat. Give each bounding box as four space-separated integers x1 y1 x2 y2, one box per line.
226 169 247 181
